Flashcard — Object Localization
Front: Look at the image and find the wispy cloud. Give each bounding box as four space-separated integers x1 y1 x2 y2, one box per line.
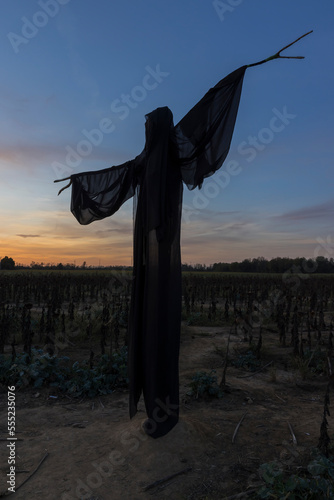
94 221 133 238
0 144 65 168
0 90 56 115
181 211 261 262
0 143 128 170
272 200 334 222
17 234 40 238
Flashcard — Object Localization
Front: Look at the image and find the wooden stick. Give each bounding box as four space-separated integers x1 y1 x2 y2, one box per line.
275 393 286 403
54 176 71 183
142 466 192 491
247 30 313 68
232 412 248 444
223 487 259 500
288 422 298 445
54 176 73 195
306 342 319 368
220 332 231 388
327 356 332 377
237 361 273 379
57 179 72 196
276 30 313 56
14 452 49 494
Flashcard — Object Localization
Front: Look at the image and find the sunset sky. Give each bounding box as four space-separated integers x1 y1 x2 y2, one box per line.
1 0 333 267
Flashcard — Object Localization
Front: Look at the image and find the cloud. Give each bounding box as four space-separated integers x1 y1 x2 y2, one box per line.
0 144 64 167
181 215 261 262
16 234 41 238
0 143 119 166
272 200 334 222
94 221 133 238
0 90 56 116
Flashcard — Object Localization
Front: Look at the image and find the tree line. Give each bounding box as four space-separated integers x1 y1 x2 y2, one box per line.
1 255 334 273
209 256 334 274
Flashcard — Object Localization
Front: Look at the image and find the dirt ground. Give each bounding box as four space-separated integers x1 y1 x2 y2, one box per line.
0 325 331 499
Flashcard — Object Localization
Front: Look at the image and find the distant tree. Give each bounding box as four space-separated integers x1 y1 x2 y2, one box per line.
230 261 240 272
315 256 330 273
30 261 44 269
1 256 15 270
240 259 252 272
251 256 268 273
194 263 206 271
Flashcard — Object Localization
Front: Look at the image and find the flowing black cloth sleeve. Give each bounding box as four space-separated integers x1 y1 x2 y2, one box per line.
70 156 142 225
174 65 247 190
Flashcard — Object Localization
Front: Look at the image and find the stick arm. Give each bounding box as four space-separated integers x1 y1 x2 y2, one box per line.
247 30 313 68
54 176 72 196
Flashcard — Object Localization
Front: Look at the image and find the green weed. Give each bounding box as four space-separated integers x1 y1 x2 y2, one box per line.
0 346 128 397
253 451 334 499
187 370 223 399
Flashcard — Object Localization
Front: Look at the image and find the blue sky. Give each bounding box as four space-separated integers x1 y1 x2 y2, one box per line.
1 0 333 266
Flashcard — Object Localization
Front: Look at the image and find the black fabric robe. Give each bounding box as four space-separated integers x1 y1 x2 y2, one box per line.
70 65 246 438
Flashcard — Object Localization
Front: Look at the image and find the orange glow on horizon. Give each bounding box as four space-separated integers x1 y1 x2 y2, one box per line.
2 236 133 267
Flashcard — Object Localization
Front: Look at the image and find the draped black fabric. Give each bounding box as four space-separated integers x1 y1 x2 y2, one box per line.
70 65 247 438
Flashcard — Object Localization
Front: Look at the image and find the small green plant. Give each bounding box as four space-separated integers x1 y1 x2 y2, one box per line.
231 350 261 371
187 370 223 399
0 346 128 397
305 348 327 374
0 349 70 388
293 348 327 380
254 451 334 499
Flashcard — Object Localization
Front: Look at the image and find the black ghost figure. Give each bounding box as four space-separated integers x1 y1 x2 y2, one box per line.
57 32 311 438
70 66 245 438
